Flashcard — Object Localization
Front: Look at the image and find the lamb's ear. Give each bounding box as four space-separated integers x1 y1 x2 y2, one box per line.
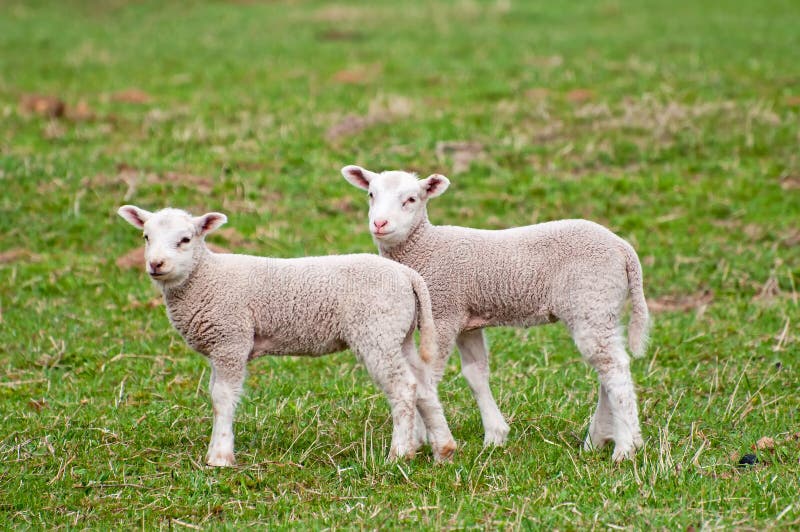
341 165 379 190
193 212 227 236
118 205 152 229
419 174 450 199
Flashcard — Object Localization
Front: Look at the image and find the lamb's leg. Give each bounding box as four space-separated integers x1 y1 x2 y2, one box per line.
603 361 643 463
431 323 459 384
456 329 510 446
583 381 614 451
573 328 642 462
206 353 247 467
358 347 418 461
413 406 428 451
403 334 457 461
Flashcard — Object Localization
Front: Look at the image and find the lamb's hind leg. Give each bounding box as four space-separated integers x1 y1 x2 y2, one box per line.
456 329 510 446
402 333 456 461
357 345 418 461
573 326 642 462
584 381 614 451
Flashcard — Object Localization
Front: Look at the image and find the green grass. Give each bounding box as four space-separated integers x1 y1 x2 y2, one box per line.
2 0 799 528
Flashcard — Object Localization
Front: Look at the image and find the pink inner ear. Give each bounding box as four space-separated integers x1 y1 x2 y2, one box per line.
121 207 146 228
345 167 370 189
425 177 441 193
200 215 220 233
423 174 449 197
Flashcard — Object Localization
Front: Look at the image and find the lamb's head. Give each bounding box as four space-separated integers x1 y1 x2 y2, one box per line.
117 205 227 287
341 165 449 246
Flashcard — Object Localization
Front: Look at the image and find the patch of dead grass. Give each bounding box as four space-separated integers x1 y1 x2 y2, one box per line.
19 94 65 118
42 120 66 139
220 189 284 215
0 248 41 264
316 29 365 42
211 228 248 248
109 88 152 104
310 5 370 22
525 88 550 101
331 63 382 85
779 176 800 190
515 97 788 157
66 100 95 121
129 297 162 309
752 274 781 303
755 437 775 450
648 290 713 313
328 196 358 214
436 141 486 174
525 56 563 69
566 89 594 104
86 164 216 200
779 227 800 248
325 95 413 143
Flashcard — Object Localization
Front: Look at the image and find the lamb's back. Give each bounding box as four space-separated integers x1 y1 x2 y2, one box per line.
418 219 630 323
222 253 415 356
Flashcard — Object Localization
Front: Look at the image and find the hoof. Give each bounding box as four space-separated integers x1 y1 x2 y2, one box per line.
612 445 636 463
433 439 457 462
482 422 510 447
206 451 236 467
387 445 415 462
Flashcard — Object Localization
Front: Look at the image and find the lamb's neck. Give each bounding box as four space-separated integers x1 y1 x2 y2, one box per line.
162 249 212 306
379 218 438 267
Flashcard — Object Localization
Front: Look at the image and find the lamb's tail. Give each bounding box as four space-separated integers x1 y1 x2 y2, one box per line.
407 270 437 364
623 241 650 358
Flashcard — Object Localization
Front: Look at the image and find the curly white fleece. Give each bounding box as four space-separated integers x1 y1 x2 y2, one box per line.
118 205 455 467
342 166 650 462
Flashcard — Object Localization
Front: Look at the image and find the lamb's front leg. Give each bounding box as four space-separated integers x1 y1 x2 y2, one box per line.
206 348 248 467
456 329 510 446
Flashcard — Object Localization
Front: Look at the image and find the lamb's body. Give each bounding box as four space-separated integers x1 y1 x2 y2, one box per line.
118 206 455 466
342 166 650 462
166 253 415 359
385 220 646 345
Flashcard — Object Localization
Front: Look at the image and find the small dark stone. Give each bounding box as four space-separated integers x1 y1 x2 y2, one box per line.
775 361 782 370
738 453 758 467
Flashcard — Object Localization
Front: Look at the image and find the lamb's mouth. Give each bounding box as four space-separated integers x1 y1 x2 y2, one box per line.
372 230 394 238
149 271 169 279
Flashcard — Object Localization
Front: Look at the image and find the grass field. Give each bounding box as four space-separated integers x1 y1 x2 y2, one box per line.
2 0 799 528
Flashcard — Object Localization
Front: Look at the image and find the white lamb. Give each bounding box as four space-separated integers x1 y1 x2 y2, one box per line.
117 205 456 466
342 165 650 462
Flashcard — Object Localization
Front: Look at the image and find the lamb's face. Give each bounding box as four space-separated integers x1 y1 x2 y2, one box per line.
140 209 203 285
342 166 450 246
118 206 227 287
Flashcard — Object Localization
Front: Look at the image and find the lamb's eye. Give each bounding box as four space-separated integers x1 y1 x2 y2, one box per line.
180 237 191 245
143 234 149 242
368 192 374 199
403 197 416 206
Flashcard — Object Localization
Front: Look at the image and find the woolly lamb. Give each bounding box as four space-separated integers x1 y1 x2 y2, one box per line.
117 205 456 466
342 166 650 462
